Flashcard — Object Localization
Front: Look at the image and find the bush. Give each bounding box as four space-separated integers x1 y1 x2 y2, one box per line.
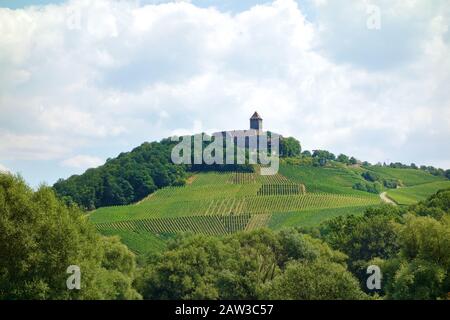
352 182 382 194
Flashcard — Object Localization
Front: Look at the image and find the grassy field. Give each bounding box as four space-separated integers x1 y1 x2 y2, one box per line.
386 181 450 205
363 166 445 186
91 164 446 255
268 205 377 229
279 164 369 195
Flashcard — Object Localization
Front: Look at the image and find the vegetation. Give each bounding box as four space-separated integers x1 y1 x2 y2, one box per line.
2 171 449 300
90 160 448 254
279 137 301 158
365 166 446 187
0 174 140 299
134 189 450 300
52 135 301 210
387 181 450 205
53 140 187 210
352 181 383 194
134 229 367 300
314 189 450 299
268 206 377 229
89 170 380 245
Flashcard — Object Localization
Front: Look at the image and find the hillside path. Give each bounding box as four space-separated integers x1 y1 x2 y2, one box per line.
380 192 397 206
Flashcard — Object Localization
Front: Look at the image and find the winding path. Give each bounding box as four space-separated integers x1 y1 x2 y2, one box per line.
380 192 397 206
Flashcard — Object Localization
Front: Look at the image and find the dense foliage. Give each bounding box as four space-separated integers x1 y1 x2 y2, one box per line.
0 174 140 299
53 140 188 210
352 181 383 194
2 171 449 300
135 229 366 300
316 189 450 299
279 137 301 158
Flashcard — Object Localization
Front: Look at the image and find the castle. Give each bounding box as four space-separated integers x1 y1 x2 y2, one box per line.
250 111 263 131
218 111 265 140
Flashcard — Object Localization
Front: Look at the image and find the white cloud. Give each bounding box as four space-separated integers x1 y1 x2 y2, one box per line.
61 155 104 169
0 131 73 160
0 0 449 187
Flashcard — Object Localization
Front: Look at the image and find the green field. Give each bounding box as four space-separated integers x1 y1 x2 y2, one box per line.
363 166 445 186
386 181 450 205
99 229 169 255
279 164 368 195
90 163 447 255
268 205 378 229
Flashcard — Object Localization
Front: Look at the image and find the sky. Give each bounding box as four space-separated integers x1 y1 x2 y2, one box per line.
0 0 449 187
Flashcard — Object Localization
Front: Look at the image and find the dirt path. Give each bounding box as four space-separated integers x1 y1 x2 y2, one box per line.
380 192 397 206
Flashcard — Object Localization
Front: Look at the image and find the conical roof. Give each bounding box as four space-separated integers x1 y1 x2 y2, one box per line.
250 111 262 119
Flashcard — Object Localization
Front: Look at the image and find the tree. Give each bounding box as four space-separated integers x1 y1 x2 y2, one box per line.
319 206 402 288
0 173 140 300
445 169 450 180
349 157 358 165
312 150 335 166
262 260 367 300
337 154 350 164
378 214 450 300
301 150 312 157
312 150 335 160
280 137 301 158
362 171 380 182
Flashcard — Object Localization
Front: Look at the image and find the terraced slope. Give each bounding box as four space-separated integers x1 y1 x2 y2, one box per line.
91 164 448 255
91 170 380 238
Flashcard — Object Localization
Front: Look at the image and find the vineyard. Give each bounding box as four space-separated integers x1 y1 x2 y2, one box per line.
96 213 269 236
86 162 450 256
91 168 381 241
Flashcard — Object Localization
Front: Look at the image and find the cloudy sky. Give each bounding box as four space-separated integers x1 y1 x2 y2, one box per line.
1 0 449 187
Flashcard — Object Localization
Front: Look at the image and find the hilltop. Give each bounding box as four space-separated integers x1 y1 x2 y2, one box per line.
51 107 450 256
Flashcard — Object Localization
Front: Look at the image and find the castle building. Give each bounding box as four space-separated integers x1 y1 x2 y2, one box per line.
217 111 264 140
250 111 262 131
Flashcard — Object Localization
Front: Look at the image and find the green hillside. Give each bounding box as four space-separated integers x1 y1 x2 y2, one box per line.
386 181 450 205
99 229 168 255
280 164 368 194
90 162 448 255
91 165 380 253
363 166 445 186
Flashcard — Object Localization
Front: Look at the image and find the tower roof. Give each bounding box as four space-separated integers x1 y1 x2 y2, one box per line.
250 111 262 120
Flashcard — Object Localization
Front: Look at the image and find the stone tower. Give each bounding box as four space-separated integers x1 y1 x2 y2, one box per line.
250 111 262 131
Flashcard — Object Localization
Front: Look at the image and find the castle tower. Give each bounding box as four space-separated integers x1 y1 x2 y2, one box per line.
250 111 262 131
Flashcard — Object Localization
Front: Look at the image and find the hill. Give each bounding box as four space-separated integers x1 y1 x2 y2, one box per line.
89 159 450 255
386 181 450 205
